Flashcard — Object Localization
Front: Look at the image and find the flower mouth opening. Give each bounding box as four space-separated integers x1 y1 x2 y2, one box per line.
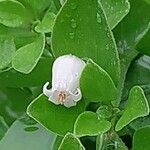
58 91 67 104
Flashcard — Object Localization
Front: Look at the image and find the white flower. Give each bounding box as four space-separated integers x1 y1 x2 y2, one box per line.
43 54 86 107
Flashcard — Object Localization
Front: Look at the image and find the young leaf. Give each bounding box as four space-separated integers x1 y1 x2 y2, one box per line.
0 37 16 70
80 59 117 103
0 0 32 27
133 126 150 150
74 111 111 137
0 57 53 88
52 0 120 86
12 34 45 74
35 12 56 33
100 0 130 29
58 133 85 150
27 94 85 136
115 86 149 131
0 117 56 150
96 132 128 150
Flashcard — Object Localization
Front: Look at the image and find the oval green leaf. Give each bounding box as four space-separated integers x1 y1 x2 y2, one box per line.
74 111 111 137
12 34 45 74
52 0 120 86
80 59 117 103
0 0 32 27
27 94 85 136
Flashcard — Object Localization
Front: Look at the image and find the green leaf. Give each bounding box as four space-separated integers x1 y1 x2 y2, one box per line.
0 116 8 140
52 0 120 86
74 111 111 137
136 28 150 56
96 105 112 119
115 86 149 131
0 117 56 150
100 0 130 29
133 126 150 150
0 37 16 70
0 24 37 49
80 59 117 103
27 94 85 136
0 57 53 88
113 0 150 51
35 12 56 33
58 133 85 150
123 55 150 100
130 115 150 131
12 34 45 74
144 0 150 4
17 0 54 18
96 132 128 150
0 88 32 125
0 0 32 27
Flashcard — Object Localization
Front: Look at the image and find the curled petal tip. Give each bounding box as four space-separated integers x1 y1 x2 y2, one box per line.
43 82 52 97
70 88 82 102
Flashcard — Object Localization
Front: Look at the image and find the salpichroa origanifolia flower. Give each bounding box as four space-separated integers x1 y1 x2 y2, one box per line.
43 54 86 107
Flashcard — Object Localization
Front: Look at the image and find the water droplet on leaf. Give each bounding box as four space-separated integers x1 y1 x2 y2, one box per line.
71 19 77 28
69 32 75 39
96 13 101 23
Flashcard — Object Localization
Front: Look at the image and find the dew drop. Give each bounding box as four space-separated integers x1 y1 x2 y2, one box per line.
110 6 114 11
69 32 75 39
106 44 109 50
71 19 77 28
96 13 101 23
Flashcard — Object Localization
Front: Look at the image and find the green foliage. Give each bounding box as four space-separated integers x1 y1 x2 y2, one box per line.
0 0 32 27
12 34 45 74
80 59 117 103
74 111 111 137
27 94 85 136
0 57 53 87
58 133 85 150
115 86 149 131
35 12 56 33
52 0 120 86
0 0 149 149
0 37 16 70
100 0 130 29
96 132 128 150
133 126 150 150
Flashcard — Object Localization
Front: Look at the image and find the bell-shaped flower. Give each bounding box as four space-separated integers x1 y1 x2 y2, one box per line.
43 54 86 107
